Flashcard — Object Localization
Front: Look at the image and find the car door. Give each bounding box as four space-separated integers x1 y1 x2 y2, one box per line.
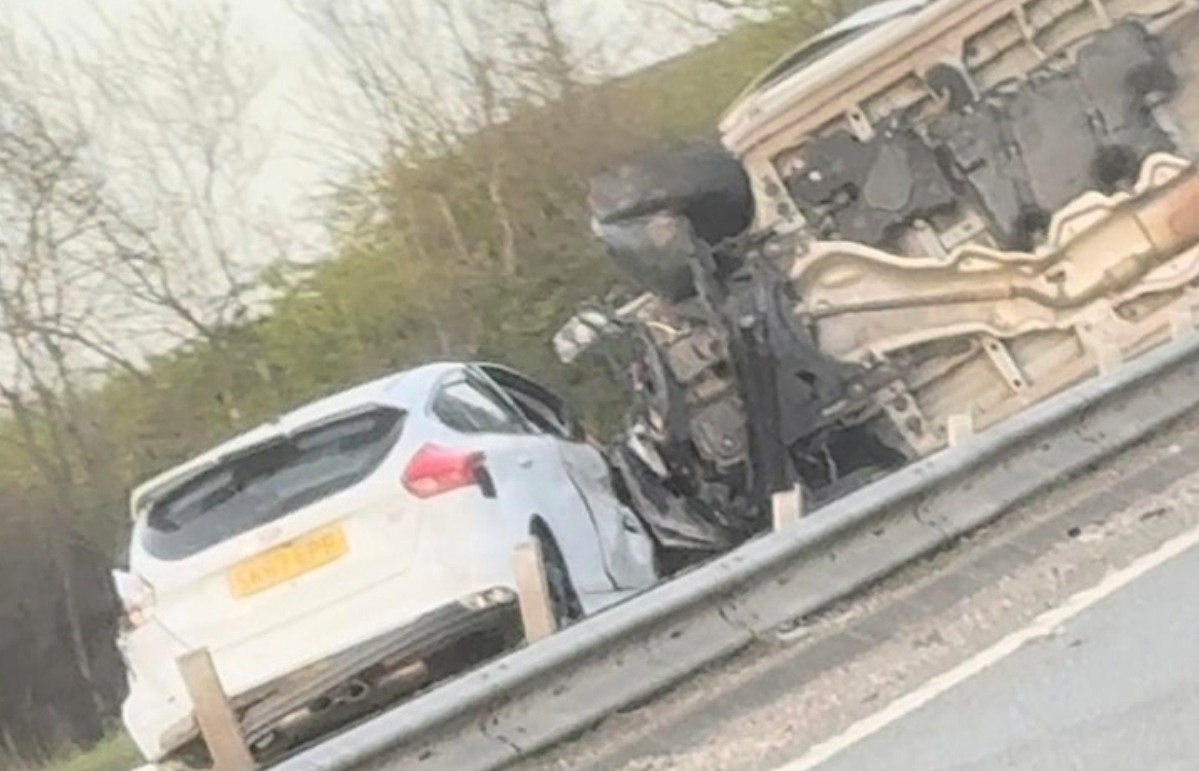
477 365 657 591
430 370 617 595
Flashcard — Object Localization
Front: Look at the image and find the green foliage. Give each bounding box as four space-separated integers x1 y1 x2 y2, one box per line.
39 734 140 771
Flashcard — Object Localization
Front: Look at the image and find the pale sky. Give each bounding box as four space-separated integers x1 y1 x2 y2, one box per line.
0 0 725 381
7 0 715 224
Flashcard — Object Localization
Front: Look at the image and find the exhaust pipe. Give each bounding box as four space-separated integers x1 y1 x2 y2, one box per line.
376 659 429 690
342 679 370 704
304 678 370 716
253 677 379 755
255 667 427 753
250 730 280 754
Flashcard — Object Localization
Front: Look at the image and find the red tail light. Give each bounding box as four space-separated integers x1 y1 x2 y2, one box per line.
402 444 494 499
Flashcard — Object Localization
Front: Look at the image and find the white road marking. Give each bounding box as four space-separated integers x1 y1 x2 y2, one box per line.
772 520 1199 771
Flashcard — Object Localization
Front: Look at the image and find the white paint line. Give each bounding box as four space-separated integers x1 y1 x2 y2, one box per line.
772 521 1199 771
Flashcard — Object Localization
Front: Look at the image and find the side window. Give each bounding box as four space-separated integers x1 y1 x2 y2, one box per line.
507 386 570 438
433 378 529 435
508 392 569 438
478 366 576 440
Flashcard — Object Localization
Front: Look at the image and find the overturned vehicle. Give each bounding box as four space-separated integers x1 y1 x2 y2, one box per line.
556 0 1199 566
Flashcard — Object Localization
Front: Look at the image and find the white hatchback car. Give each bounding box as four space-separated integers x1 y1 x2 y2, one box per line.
114 362 659 765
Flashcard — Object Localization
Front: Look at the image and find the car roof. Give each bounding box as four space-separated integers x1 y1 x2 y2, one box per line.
720 0 933 132
128 361 464 515
815 0 931 41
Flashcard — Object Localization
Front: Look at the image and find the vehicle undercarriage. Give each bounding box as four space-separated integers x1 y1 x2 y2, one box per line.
556 0 1199 566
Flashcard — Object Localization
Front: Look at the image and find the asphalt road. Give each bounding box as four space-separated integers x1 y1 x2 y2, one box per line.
514 413 1199 771
801 534 1199 771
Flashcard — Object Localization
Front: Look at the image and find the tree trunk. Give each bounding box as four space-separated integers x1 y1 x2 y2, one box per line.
432 317 455 357
53 545 108 720
487 165 519 275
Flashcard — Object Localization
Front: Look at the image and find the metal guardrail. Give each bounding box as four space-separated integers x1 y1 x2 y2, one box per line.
278 329 1199 771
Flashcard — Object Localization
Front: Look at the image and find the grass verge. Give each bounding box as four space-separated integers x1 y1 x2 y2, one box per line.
44 735 141 771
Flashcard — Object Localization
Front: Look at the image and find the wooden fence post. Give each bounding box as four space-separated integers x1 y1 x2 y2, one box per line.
177 649 255 771
511 540 558 642
947 413 975 447
771 485 805 532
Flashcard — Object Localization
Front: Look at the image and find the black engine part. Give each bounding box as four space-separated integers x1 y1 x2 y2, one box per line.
719 262 850 453
778 21 1177 251
591 212 706 301
929 103 1034 247
785 125 958 245
609 443 741 562
1076 21 1177 181
931 21 1176 249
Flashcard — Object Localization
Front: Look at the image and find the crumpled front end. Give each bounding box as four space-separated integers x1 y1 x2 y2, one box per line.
569 0 1199 557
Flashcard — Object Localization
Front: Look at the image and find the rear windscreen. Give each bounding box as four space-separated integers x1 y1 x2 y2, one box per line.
139 406 405 561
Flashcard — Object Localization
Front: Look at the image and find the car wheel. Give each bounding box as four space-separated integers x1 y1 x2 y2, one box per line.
532 526 584 627
587 142 754 300
588 141 754 239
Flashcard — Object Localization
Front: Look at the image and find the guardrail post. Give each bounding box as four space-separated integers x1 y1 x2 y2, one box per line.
1172 304 1195 340
1094 341 1124 375
511 540 558 642
947 413 975 447
177 648 255 771
771 485 805 531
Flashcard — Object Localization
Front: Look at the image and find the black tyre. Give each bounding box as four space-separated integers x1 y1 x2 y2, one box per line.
588 142 754 299
531 525 584 627
589 142 754 238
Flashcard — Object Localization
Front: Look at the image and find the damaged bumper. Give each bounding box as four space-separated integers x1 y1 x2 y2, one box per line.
136 595 521 765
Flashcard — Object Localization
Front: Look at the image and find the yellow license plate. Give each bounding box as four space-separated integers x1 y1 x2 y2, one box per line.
228 525 349 599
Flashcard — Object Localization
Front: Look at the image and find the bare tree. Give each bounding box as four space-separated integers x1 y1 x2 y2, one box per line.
0 0 328 429
619 0 759 39
0 6 306 746
291 0 607 297
628 0 855 40
0 60 128 731
65 0 291 352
